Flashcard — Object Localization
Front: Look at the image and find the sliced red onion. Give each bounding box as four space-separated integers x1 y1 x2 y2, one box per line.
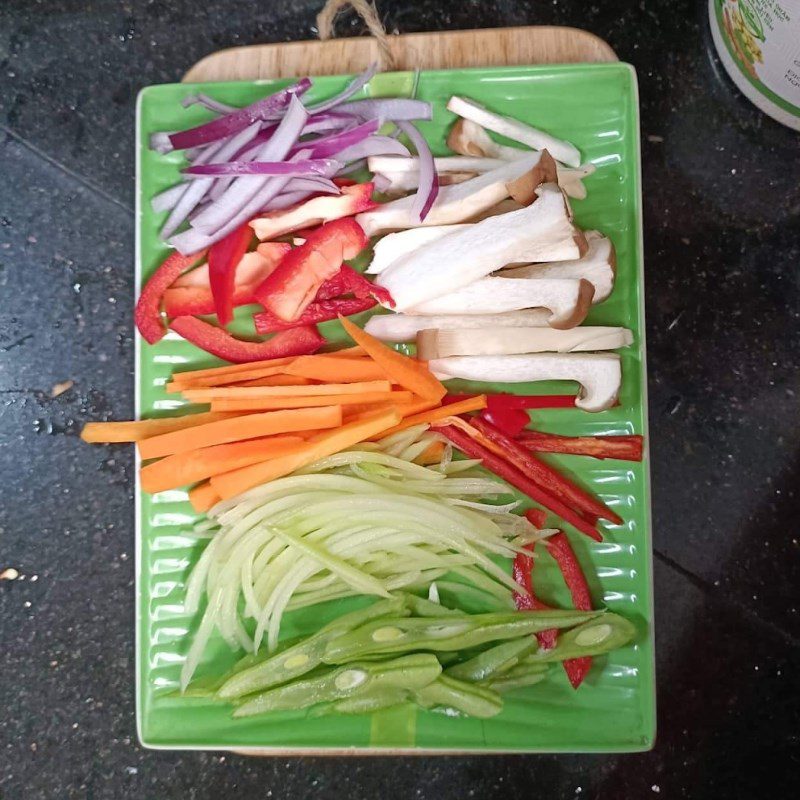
189 96 308 235
336 158 368 176
303 112 357 133
151 183 187 214
263 191 313 211
183 158 342 177
290 119 378 158
181 93 238 115
336 136 411 162
159 122 262 239
304 63 377 114
396 120 438 221
284 177 340 194
338 98 432 122
166 77 310 151
149 132 174 154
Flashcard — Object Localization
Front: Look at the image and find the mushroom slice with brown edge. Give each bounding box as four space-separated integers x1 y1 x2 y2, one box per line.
356 153 540 237
503 231 616 303
446 96 581 168
506 150 558 205
375 183 587 311
428 353 622 413
364 310 552 343
407 277 595 329
366 224 471 274
416 326 633 360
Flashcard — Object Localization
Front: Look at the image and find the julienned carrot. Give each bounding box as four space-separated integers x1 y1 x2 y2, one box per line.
80 412 239 443
168 364 293 392
338 316 446 402
140 435 307 494
232 375 316 387
211 409 401 500
284 356 388 383
189 481 221 513
208 390 414 413
138 406 342 460
372 395 487 439
171 356 296 386
181 380 392 402
414 440 446 465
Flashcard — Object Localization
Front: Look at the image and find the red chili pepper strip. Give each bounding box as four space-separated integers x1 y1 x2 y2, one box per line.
546 532 594 688
513 543 559 651
525 508 547 528
135 250 207 344
208 223 253 326
471 417 623 526
316 265 394 306
169 316 324 363
445 394 576 410
253 297 376 334
253 218 367 322
519 431 644 461
432 423 602 541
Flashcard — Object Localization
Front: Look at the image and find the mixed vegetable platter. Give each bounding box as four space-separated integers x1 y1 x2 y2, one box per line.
85 65 648 729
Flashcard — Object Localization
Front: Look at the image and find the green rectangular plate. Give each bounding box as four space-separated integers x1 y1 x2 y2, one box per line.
136 62 654 753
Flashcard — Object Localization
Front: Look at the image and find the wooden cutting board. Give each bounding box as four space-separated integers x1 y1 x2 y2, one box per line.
182 26 616 83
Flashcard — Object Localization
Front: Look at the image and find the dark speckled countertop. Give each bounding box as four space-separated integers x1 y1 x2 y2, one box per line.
1 1 798 798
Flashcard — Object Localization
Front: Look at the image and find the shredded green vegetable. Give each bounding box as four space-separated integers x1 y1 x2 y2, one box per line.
178 425 544 689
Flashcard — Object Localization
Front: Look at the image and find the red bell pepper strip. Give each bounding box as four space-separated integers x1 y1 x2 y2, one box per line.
546 532 594 688
432 423 602 541
135 249 207 344
333 177 357 187
208 222 253 326
480 406 530 437
164 284 260 318
253 218 368 322
253 297 376 333
471 417 623 526
519 431 644 461
169 316 324 363
316 265 394 306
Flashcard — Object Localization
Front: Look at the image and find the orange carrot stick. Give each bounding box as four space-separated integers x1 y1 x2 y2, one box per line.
232 375 316 387
167 364 293 392
284 356 387 383
140 435 306 494
373 395 487 439
189 481 221 513
414 440 446 465
80 411 239 444
211 409 401 500
209 390 413 413
170 355 297 386
181 380 391 402
338 316 446 402
138 405 342 460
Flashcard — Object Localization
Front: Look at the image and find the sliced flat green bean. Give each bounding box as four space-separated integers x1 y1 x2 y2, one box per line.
528 613 636 663
445 637 538 682
315 688 410 716
234 653 441 717
401 593 465 618
486 667 549 693
414 675 502 719
218 597 408 699
323 609 601 663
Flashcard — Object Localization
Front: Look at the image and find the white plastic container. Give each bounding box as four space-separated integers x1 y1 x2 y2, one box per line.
709 0 800 130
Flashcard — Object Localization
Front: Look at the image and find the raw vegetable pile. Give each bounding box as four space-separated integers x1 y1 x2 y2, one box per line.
84 70 646 721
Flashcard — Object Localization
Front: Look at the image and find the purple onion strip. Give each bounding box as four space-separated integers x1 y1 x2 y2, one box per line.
181 94 238 115
304 63 377 114
183 158 341 177
166 77 311 151
396 120 438 221
338 98 432 122
188 96 309 236
336 136 411 162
